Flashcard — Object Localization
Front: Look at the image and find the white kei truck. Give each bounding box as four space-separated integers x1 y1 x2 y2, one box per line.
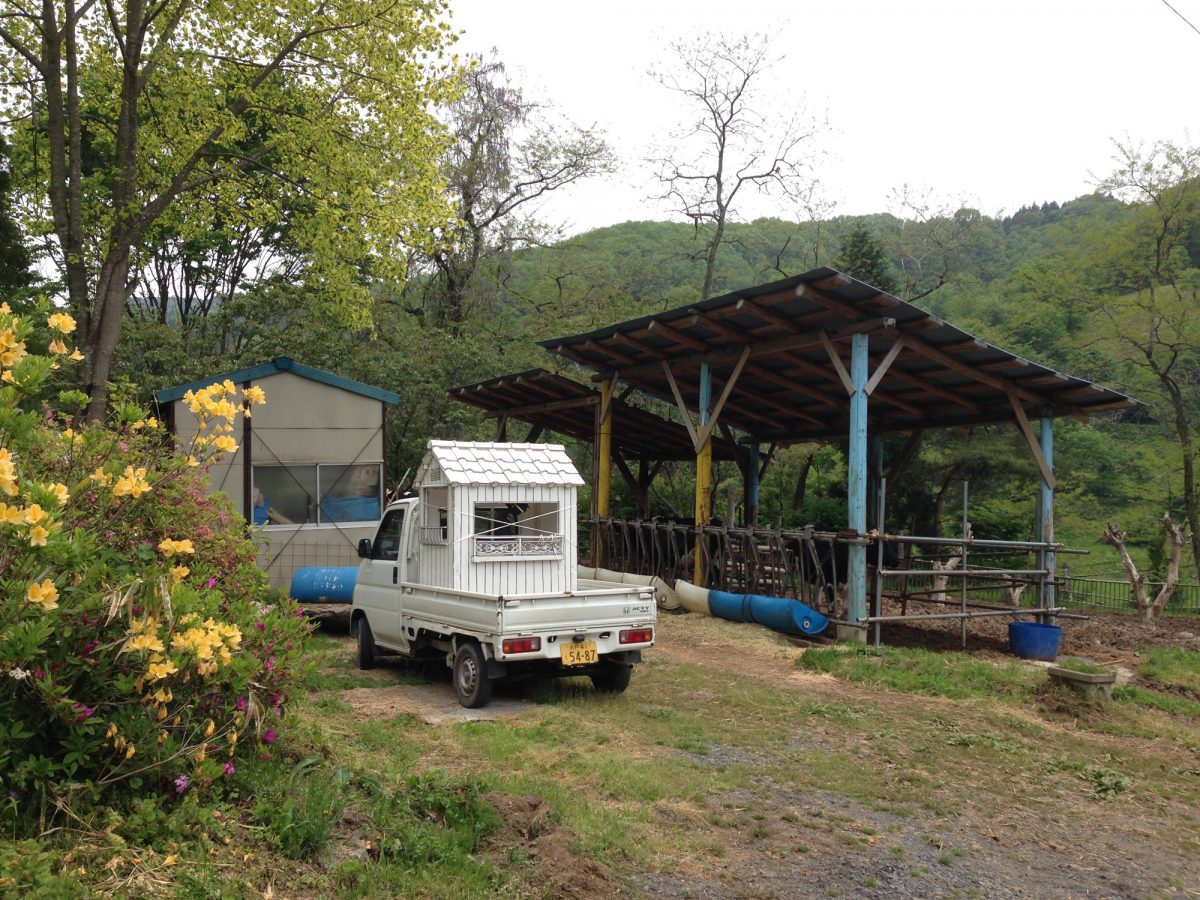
351 441 656 708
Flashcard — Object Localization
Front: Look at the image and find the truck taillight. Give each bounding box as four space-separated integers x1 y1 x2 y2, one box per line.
502 637 541 654
619 628 653 645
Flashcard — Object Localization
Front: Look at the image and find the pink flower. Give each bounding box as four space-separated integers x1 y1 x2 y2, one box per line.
175 774 190 794
235 696 248 712
205 578 217 589
223 761 235 776
254 622 265 632
262 728 277 744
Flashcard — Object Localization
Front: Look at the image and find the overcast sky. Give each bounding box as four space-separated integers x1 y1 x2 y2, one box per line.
448 0 1198 235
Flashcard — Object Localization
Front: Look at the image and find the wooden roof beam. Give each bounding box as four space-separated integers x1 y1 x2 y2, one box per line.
892 327 1047 407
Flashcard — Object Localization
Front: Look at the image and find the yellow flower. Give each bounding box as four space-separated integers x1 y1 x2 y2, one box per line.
211 435 238 453
106 723 118 739
125 744 136 759
47 338 68 355
123 632 165 654
163 855 176 867
157 538 195 556
146 660 178 681
170 565 189 583
47 312 77 334
242 385 266 406
112 466 151 498
0 503 23 524
69 349 84 362
204 719 215 737
49 483 70 505
90 468 113 487
26 579 59 610
28 524 49 547
23 504 47 524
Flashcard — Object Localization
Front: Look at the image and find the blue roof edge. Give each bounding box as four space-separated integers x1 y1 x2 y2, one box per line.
152 357 400 405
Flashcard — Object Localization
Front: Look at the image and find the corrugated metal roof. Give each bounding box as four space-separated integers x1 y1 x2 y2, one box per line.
153 356 400 405
538 268 1139 442
414 440 585 487
448 369 740 461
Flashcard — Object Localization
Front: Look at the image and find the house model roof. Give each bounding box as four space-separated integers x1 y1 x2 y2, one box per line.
415 441 584 487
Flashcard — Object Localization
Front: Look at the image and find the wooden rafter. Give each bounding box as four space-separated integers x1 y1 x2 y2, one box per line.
1006 392 1056 489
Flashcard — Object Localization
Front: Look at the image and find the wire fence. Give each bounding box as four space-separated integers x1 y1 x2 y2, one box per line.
1059 575 1200 616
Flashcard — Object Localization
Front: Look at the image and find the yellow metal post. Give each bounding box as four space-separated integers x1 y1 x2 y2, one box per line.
596 377 614 566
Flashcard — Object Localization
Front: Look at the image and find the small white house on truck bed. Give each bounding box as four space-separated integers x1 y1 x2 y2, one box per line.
352 441 656 707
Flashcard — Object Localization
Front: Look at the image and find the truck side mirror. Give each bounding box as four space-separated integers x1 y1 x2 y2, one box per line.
357 538 372 559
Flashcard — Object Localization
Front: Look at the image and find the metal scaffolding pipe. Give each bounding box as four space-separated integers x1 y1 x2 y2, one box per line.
886 533 1086 553
860 607 1077 624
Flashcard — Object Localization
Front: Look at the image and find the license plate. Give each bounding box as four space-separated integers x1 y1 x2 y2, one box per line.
561 641 598 666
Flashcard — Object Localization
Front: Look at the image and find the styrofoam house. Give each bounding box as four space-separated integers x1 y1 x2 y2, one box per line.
410 441 583 596
153 357 399 590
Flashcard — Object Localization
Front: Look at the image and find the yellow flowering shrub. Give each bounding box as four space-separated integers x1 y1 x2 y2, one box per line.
0 301 309 829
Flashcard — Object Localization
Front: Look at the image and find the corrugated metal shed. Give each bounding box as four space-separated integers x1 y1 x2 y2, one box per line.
414 440 585 487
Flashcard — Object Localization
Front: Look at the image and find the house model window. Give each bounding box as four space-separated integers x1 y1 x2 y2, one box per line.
472 502 562 559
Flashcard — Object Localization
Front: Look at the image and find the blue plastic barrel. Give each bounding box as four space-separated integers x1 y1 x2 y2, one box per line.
290 566 358 603
707 589 830 636
1008 621 1061 660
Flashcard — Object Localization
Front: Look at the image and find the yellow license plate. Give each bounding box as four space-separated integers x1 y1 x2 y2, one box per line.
561 641 598 666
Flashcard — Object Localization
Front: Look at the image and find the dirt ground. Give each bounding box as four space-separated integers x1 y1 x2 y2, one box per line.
871 596 1200 667
623 609 1200 899
308 606 1199 898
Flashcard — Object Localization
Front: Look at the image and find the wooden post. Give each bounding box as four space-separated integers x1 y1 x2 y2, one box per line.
846 333 869 630
694 362 713 586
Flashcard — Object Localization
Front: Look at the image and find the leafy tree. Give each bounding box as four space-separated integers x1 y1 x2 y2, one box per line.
1 0 459 420
833 223 898 293
1090 139 1200 574
647 32 820 300
0 136 34 299
418 55 615 332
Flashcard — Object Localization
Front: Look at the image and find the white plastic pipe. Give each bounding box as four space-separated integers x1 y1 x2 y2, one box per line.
577 565 681 610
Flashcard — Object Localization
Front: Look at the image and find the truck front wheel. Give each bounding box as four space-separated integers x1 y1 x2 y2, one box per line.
453 641 493 708
357 616 376 670
591 662 632 694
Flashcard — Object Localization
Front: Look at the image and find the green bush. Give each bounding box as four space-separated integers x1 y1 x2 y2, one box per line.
0 301 310 830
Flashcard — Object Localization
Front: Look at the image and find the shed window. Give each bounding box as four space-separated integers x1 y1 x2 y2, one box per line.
252 463 382 525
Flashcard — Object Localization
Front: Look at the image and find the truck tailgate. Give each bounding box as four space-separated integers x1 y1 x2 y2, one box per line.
499 585 655 634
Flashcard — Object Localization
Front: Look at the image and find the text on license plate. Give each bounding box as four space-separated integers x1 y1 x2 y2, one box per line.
561 641 598 666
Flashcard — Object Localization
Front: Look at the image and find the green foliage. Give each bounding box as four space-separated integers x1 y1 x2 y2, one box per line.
834 223 899 293
0 306 310 831
1135 647 1200 693
0 840 88 898
796 646 1036 700
249 757 349 859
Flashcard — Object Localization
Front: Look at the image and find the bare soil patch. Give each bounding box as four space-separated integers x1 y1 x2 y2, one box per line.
638 612 1200 899
481 792 624 900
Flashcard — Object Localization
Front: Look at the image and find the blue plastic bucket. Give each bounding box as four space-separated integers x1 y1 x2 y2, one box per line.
1008 621 1061 661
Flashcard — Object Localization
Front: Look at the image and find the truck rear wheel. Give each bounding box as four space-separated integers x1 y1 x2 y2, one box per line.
453 641 493 708
591 662 631 694
357 616 376 670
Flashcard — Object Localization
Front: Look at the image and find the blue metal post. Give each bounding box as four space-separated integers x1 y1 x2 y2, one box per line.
1039 416 1055 622
746 442 761 527
847 333 869 627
